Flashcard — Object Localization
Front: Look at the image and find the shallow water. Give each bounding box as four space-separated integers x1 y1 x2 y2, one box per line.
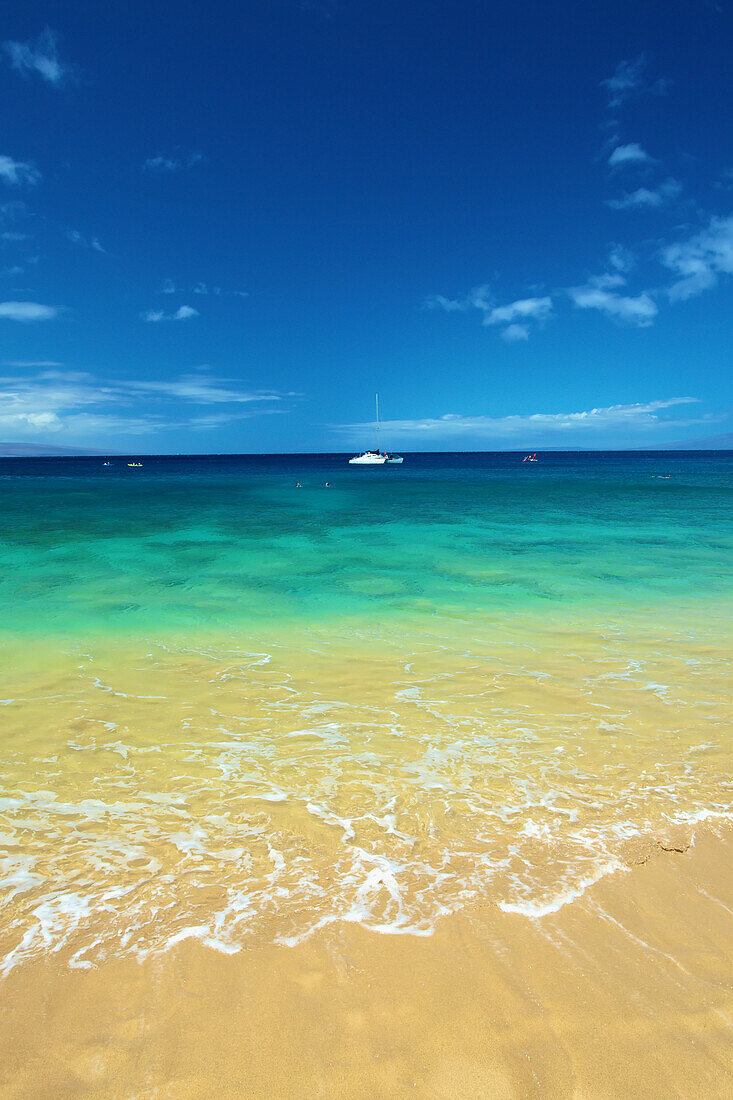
0 451 731 973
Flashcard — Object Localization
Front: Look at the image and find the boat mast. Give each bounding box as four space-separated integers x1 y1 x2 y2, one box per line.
376 392 380 453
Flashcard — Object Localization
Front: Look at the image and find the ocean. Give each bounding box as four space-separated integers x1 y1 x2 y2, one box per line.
1 451 731 971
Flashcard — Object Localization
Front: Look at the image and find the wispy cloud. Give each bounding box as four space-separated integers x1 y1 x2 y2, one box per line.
425 284 493 314
161 279 248 298
143 151 204 173
569 282 657 326
174 305 198 320
485 296 553 327
715 167 733 192
122 376 284 405
0 301 60 322
207 284 248 298
608 143 652 168
661 214 733 301
602 55 648 108
501 324 530 342
141 304 199 322
425 293 467 312
67 229 105 252
3 27 73 87
430 268 659 334
601 54 671 109
608 245 634 273
0 369 293 441
0 200 28 227
0 370 117 436
427 288 552 340
607 178 682 210
0 156 41 188
3 359 63 367
335 398 703 445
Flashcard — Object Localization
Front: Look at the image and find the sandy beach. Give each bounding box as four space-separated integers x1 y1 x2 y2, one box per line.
1 454 731 1097
3 0 732 1089
2 825 732 1098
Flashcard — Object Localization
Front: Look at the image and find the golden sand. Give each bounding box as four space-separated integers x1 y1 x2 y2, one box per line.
1 614 731 1096
1 827 732 1098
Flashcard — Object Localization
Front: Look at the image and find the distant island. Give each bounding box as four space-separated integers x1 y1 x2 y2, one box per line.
652 431 733 450
1 432 731 458
0 442 107 457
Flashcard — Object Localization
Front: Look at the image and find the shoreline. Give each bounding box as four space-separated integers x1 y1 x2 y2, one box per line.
2 615 731 980
2 824 732 1098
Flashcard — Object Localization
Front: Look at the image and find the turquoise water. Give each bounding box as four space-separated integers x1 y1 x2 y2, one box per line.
1 451 731 636
1 451 732 969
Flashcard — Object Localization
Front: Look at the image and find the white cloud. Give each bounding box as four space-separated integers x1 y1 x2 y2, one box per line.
0 155 41 188
143 151 204 173
607 178 681 210
425 293 468 312
609 245 634 273
3 360 62 367
467 284 493 310
67 229 106 252
160 280 247 298
141 304 198 322
0 201 28 229
124 376 283 405
3 27 72 87
587 272 626 290
144 156 178 173
569 248 657 326
0 370 116 437
602 55 648 107
501 324 529 342
569 283 657 326
427 287 552 339
0 369 291 441
174 305 198 320
0 301 60 322
425 284 495 314
336 398 702 444
484 296 553 326
608 143 652 168
601 55 671 109
661 214 733 301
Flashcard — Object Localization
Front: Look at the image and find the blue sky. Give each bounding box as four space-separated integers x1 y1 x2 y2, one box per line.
1 0 731 453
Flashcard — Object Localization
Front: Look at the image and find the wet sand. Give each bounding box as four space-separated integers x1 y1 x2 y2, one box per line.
2 826 732 1098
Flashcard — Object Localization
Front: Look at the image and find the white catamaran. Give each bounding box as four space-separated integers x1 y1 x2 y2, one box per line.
348 394 403 465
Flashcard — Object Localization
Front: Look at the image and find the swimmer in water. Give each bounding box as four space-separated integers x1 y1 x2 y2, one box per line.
325 482 330 487
296 482 301 488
